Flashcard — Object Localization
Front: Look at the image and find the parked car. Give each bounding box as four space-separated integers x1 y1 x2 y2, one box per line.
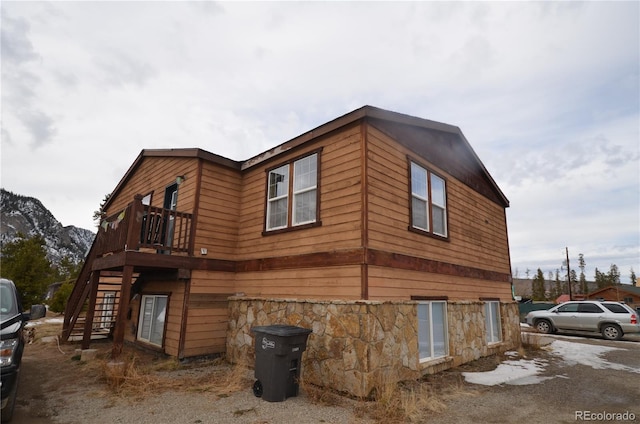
0 278 46 422
525 300 640 341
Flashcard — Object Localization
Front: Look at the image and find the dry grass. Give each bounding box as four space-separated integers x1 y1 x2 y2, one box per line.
185 356 252 397
359 374 467 423
300 380 345 407
302 368 478 424
27 316 252 402
33 316 536 424
100 349 252 400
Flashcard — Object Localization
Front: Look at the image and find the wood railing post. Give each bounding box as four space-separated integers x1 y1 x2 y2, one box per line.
126 194 144 251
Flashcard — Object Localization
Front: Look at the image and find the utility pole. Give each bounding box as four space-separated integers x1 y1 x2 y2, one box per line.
566 247 572 301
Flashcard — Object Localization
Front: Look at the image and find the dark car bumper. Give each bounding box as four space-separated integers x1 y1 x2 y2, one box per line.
1 365 19 403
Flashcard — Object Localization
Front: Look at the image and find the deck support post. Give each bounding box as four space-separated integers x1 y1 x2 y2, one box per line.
81 271 100 350
111 265 134 360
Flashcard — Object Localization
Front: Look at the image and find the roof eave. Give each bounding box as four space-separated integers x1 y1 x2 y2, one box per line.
104 148 241 210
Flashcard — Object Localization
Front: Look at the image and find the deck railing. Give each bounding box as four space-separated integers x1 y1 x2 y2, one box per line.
62 194 193 341
94 194 193 256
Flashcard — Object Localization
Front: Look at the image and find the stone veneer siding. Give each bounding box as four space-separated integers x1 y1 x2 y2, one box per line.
226 297 521 398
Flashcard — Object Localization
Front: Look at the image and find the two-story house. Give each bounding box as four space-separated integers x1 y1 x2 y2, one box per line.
63 106 520 397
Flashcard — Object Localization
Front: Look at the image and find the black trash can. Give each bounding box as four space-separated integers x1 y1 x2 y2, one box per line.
251 324 312 402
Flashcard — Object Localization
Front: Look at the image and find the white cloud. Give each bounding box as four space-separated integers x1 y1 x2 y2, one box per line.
1 1 637 279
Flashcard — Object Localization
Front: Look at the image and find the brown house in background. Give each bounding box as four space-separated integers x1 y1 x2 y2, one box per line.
63 106 519 395
587 285 640 310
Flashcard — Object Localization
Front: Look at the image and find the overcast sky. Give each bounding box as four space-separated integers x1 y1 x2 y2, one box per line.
2 1 638 282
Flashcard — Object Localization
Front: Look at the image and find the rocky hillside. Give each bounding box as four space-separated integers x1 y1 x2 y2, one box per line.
0 188 95 265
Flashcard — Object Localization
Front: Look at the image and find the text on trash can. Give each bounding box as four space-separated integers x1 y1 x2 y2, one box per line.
261 337 276 350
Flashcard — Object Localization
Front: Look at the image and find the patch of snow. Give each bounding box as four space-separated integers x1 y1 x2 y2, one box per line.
462 358 549 386
549 340 640 374
26 317 64 327
463 337 640 386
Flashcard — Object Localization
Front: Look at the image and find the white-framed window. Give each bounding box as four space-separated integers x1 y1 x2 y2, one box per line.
267 164 290 230
293 154 318 225
410 161 448 237
266 152 318 231
484 301 502 344
137 295 167 347
417 301 448 361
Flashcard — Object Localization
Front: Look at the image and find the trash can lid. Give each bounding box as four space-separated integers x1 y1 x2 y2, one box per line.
251 324 312 337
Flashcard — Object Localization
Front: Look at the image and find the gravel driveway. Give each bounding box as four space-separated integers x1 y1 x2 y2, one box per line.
10 322 640 424
428 333 640 424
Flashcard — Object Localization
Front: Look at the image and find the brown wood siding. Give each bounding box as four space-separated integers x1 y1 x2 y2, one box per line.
368 118 508 207
192 162 241 259
182 293 229 357
124 279 185 357
106 157 199 217
189 271 236 294
235 265 362 299
236 125 363 260
366 125 511 279
181 271 236 357
367 266 513 301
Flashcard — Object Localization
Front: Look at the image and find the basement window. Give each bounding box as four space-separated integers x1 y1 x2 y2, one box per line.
417 301 448 361
265 151 320 233
484 301 502 344
137 295 167 347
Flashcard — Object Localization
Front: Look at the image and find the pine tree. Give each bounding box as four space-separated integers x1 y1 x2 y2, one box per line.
0 234 54 308
93 193 111 228
54 255 83 282
629 268 636 286
532 268 546 301
553 269 562 300
607 264 620 286
595 268 607 289
570 269 578 298
578 254 588 294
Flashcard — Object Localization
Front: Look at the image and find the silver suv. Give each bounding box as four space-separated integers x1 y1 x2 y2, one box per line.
525 300 640 341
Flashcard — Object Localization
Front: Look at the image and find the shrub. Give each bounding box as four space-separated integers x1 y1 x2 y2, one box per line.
49 281 74 313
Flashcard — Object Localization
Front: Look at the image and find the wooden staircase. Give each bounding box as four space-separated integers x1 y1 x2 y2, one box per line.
65 279 122 341
61 195 194 354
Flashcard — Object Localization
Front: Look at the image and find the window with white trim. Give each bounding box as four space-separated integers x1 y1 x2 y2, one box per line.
266 153 318 231
410 161 448 237
137 295 167 347
267 164 289 230
484 301 502 344
417 301 448 361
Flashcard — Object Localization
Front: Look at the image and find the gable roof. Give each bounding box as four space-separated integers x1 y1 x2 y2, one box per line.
241 106 508 207
104 148 241 210
105 106 509 210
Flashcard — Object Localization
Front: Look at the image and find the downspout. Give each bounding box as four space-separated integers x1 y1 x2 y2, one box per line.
503 208 516 302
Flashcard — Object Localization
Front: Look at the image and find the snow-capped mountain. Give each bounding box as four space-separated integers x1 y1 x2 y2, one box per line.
0 188 95 265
